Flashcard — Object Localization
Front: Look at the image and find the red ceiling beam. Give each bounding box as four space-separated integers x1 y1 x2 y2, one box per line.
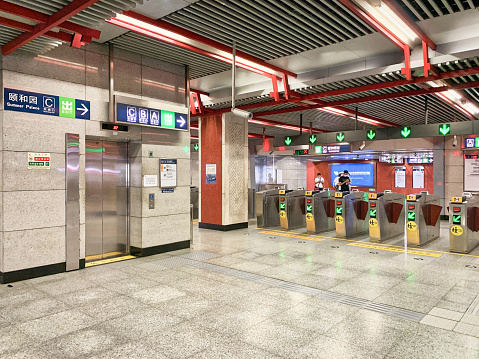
0 16 92 45
122 10 297 79
1 0 102 55
0 0 100 40
190 89 209 96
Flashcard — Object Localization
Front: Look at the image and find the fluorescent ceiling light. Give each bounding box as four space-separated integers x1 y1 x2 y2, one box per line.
378 3 417 41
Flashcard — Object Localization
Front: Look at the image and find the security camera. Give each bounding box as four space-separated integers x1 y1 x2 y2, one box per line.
231 108 253 120
359 141 366 150
452 135 458 147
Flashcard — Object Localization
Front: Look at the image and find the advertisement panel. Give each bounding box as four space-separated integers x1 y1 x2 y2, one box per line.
330 163 375 187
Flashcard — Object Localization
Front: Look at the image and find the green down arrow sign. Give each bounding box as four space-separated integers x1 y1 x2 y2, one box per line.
285 137 292 145
194 143 199 151
309 135 317 144
367 130 376 140
439 124 451 136
401 127 411 138
336 132 345 142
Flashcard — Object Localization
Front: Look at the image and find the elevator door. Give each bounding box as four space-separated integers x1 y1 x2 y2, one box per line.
85 140 129 262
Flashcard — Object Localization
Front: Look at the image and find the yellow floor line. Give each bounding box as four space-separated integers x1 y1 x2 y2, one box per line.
347 242 442 257
259 230 326 242
86 255 136 267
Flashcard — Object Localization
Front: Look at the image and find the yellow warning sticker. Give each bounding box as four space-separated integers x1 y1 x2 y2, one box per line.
335 192 343 198
451 197 463 204
369 193 377 200
369 218 378 227
406 221 417 231
451 225 463 236
305 191 312 196
279 210 286 218
335 215 344 224
279 190 285 195
259 231 325 242
306 213 314 221
347 243 441 257
407 195 416 201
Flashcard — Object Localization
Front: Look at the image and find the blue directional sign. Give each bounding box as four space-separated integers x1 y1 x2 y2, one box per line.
4 88 90 120
116 102 188 131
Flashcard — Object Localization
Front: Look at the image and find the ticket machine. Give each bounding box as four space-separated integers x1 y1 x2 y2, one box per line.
335 190 369 238
449 193 479 253
279 190 306 230
406 192 442 246
368 191 405 243
305 189 336 234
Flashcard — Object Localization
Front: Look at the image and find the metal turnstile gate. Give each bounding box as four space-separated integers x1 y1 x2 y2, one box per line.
335 191 369 238
279 190 306 230
256 189 281 228
406 192 442 246
305 190 336 234
449 193 479 253
368 191 405 243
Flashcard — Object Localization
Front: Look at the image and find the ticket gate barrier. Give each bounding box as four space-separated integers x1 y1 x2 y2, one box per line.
449 193 479 253
368 191 405 243
279 190 306 230
406 192 442 246
305 190 336 234
256 189 284 228
335 191 369 238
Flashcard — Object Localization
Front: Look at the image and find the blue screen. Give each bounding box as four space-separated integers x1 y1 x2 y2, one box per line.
331 163 375 187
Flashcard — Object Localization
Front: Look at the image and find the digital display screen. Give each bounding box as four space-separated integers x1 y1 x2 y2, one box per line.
101 123 128 132
330 163 375 187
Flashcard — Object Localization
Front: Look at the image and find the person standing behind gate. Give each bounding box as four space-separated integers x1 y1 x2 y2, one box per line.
333 172 343 190
338 170 352 192
314 172 324 190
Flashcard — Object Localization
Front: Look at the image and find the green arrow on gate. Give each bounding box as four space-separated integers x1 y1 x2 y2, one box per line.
439 124 451 136
280 203 286 210
194 143 199 151
453 215 461 223
408 212 416 220
309 134 317 144
306 205 313 212
285 136 292 145
400 126 411 138
336 132 345 142
367 130 376 140
369 209 377 217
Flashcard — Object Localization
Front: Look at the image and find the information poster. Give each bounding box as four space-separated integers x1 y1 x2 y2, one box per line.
465 158 479 191
394 167 406 188
160 159 177 187
143 175 158 187
206 163 217 184
412 166 425 189
28 152 51 169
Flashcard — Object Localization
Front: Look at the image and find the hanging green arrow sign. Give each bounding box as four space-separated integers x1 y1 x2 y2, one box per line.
285 137 292 145
336 132 345 142
309 135 317 144
401 127 411 138
439 124 451 136
367 130 376 140
194 143 199 151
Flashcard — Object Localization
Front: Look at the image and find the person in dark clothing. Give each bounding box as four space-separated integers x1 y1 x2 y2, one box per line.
338 170 351 192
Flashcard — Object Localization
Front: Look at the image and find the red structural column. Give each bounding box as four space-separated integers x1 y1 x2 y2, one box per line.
200 114 223 226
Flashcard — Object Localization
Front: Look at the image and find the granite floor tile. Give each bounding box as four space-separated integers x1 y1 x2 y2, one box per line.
76 295 146 321
58 286 116 308
292 272 343 290
99 277 159 294
189 339 283 359
0 296 70 324
128 284 187 305
85 341 169 359
155 294 225 319
0 325 33 356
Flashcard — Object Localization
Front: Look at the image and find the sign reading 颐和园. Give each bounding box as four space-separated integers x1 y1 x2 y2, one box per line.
4 88 90 120
116 102 188 131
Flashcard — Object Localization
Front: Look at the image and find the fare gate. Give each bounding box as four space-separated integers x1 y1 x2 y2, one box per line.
305 189 336 234
335 191 369 238
368 192 405 243
406 192 442 246
279 190 306 230
449 194 479 253
256 189 282 228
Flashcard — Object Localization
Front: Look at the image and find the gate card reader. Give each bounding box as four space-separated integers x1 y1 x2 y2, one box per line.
406 192 442 247
449 193 479 253
335 190 369 238
256 189 286 228
368 191 405 243
280 190 306 230
306 189 336 234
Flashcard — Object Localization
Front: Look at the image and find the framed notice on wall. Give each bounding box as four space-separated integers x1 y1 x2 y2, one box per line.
394 166 406 188
465 158 479 191
206 163 217 184
412 166 425 189
160 159 177 187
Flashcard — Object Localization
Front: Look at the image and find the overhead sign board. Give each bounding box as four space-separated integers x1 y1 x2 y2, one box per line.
315 144 351 154
116 102 188 130
4 88 90 120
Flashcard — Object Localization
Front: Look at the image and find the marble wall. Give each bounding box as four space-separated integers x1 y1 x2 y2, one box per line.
0 43 189 277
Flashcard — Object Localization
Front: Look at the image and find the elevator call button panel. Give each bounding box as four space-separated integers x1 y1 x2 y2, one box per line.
149 193 155 209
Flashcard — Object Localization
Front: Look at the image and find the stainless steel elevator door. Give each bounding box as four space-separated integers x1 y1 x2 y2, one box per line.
85 140 129 262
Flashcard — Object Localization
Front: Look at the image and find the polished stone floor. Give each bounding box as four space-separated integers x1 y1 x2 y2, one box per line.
2 220 479 358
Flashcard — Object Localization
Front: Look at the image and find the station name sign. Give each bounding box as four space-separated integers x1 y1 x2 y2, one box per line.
4 88 90 120
315 144 350 154
116 102 188 131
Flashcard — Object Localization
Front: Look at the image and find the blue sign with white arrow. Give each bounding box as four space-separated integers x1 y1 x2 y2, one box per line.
116 102 188 131
4 88 90 120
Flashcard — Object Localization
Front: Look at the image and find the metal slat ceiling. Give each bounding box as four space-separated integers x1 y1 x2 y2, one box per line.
0 25 63 53
162 0 375 61
396 0 479 21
